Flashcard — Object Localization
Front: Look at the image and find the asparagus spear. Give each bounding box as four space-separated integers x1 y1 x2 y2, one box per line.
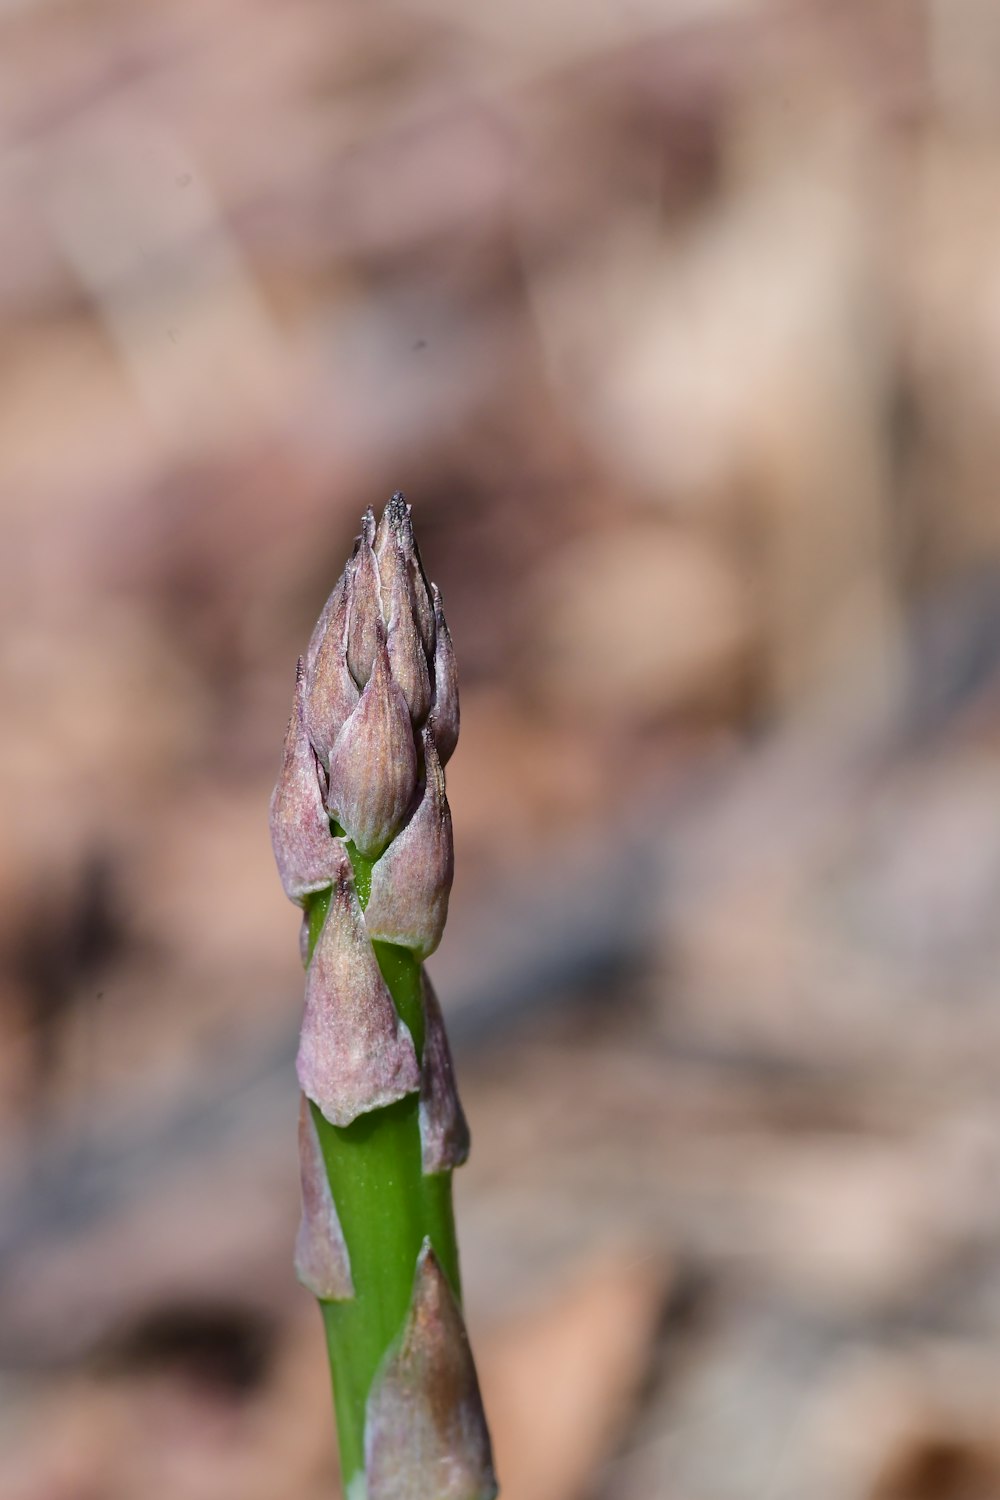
270 495 496 1500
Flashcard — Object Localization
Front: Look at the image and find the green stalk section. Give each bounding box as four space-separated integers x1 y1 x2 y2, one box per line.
305 856 461 1493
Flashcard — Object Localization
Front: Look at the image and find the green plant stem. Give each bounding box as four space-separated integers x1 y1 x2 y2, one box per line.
305 872 461 1494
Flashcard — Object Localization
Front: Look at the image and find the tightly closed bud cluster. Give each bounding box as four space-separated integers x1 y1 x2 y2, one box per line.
303 494 458 866
272 493 458 950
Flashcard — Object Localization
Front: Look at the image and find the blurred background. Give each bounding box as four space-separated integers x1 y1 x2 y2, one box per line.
4 0 1000 1496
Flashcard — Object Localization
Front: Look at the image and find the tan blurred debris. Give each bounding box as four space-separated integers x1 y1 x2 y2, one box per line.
478 1248 669 1500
